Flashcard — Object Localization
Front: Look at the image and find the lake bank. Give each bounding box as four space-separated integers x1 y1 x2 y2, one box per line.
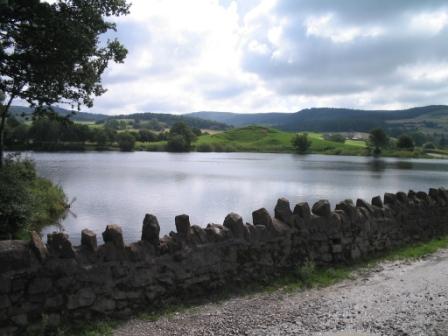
7 125 447 159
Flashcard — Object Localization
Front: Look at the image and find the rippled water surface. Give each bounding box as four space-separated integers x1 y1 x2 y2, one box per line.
27 152 448 243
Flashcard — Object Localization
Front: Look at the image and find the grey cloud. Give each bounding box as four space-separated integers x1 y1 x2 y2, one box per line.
241 0 448 102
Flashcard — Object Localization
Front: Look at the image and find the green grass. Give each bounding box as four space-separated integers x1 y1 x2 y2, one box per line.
15 177 67 240
194 126 368 155
55 236 448 335
135 141 167 151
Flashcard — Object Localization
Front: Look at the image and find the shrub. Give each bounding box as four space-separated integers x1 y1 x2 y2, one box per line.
0 157 34 239
0 156 67 239
292 133 311 154
196 143 213 152
423 142 436 150
117 132 136 151
166 134 189 152
328 134 346 143
397 134 414 150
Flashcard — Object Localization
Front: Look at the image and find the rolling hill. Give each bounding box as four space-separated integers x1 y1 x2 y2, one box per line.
188 106 448 134
9 106 229 130
9 105 108 122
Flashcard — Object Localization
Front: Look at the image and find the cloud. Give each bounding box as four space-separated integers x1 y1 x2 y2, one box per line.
79 0 448 114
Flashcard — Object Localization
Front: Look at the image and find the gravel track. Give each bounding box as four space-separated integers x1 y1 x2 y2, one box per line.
114 250 448 336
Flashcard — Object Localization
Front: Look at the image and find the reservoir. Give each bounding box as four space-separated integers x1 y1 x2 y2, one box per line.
27 152 448 243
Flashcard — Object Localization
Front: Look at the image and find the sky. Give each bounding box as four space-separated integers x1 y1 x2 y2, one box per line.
89 0 448 115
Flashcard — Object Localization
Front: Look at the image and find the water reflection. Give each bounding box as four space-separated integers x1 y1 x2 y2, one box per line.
27 152 448 244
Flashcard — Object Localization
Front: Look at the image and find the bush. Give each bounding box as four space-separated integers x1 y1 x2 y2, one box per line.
397 134 414 150
328 134 346 143
0 156 67 239
117 132 136 151
166 134 189 152
423 142 436 150
196 143 213 152
292 133 312 154
0 157 34 238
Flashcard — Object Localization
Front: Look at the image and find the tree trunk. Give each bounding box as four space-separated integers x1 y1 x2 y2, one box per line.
0 95 15 168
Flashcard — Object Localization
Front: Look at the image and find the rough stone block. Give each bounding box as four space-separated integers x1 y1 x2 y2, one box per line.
175 214 191 236
205 224 230 242
396 191 408 203
252 208 273 227
371 195 383 208
81 229 97 251
293 202 311 219
356 199 373 213
0 240 32 272
335 199 357 218
0 295 11 309
384 192 398 206
11 314 27 326
274 198 292 222
30 231 48 262
0 276 11 294
47 232 76 258
190 225 208 244
312 200 331 217
223 213 246 239
102 225 124 249
28 278 52 295
67 288 96 310
142 214 160 245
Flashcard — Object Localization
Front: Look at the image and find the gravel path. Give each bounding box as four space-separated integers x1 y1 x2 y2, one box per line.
114 250 448 336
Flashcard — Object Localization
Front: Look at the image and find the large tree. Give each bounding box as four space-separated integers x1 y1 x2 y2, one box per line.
0 0 130 166
369 128 389 155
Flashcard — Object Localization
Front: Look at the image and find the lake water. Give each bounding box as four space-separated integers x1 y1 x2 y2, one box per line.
26 152 448 244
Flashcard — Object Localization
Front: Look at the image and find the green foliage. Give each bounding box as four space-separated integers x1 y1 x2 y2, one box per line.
116 132 136 151
397 134 415 150
196 143 214 152
326 134 346 143
167 122 196 152
194 126 367 155
0 0 129 108
138 129 156 142
0 155 66 239
423 142 436 150
369 128 389 155
166 134 189 152
292 133 312 154
0 156 34 238
0 0 129 165
440 134 447 148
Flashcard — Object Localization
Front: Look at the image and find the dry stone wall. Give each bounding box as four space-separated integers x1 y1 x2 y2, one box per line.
1 187 448 335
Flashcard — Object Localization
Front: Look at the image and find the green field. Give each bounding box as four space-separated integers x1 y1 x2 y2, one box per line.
194 126 368 155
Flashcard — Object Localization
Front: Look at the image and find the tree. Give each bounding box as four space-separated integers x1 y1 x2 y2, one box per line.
138 129 157 142
116 132 135 151
167 122 196 152
292 133 311 154
440 134 447 148
166 134 188 152
396 134 414 150
0 0 130 166
369 128 388 155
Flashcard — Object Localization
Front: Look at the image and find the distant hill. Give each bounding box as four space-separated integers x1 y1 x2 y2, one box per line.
188 106 448 134
109 112 230 130
9 105 108 122
9 106 230 130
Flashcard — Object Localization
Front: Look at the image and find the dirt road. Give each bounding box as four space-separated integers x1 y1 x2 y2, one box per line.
114 250 448 336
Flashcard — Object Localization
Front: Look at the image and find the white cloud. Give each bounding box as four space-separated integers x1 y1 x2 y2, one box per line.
410 10 448 35
80 0 448 114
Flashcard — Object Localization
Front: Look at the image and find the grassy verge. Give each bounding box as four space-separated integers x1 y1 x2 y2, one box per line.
0 157 68 240
56 236 448 336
